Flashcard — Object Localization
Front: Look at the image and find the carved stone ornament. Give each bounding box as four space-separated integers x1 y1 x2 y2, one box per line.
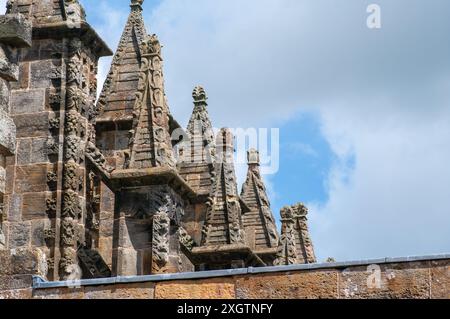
46 198 57 217
178 227 195 251
62 190 81 219
152 212 170 272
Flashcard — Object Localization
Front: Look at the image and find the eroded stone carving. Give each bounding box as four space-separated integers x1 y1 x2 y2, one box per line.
44 228 56 241
46 198 57 217
60 219 75 246
85 142 113 173
178 227 195 251
274 206 298 266
48 118 60 130
273 203 316 265
62 190 81 219
47 171 58 184
152 211 170 273
46 137 59 156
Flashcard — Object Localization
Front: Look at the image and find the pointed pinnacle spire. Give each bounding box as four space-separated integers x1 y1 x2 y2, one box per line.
274 203 316 265
241 148 279 253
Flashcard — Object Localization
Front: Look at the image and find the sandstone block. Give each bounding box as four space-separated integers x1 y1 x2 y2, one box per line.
0 274 32 291
11 248 47 276
155 278 235 299
32 287 84 299
8 222 31 248
235 270 339 299
0 288 32 299
0 110 16 154
7 194 22 222
0 79 9 112
14 164 51 193
84 283 155 299
430 260 449 299
10 89 45 114
13 112 49 138
16 139 31 165
30 60 60 89
22 192 49 220
339 262 430 299
0 166 5 194
0 14 32 48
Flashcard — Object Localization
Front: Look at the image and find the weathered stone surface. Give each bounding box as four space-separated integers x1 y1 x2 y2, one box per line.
30 219 52 248
22 192 50 220
0 110 16 154
7 194 22 222
32 283 155 299
155 278 235 299
10 89 45 114
0 79 9 112
84 283 155 299
0 274 32 290
14 164 51 193
8 222 31 248
339 262 430 299
430 260 449 299
0 14 32 48
0 166 5 194
7 248 47 276
33 288 84 300
0 288 32 299
16 139 31 165
30 60 60 89
30 138 50 163
235 270 339 299
13 112 49 138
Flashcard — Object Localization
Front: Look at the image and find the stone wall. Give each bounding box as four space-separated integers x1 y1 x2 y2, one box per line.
1 255 447 299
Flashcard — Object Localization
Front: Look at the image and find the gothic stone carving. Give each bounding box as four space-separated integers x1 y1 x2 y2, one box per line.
152 211 170 273
62 190 81 219
178 227 195 251
46 198 57 217
274 206 298 266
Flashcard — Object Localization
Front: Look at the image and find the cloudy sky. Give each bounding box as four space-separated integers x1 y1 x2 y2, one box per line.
3 0 450 261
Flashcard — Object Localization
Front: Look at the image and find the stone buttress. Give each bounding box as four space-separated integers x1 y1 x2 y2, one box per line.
2 0 111 281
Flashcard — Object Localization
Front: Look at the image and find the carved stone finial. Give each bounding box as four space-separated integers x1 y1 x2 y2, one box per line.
247 148 260 165
192 86 208 104
292 202 308 218
130 0 144 9
280 205 294 220
142 34 161 55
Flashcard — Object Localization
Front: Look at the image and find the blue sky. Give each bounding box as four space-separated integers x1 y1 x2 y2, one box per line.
3 0 450 261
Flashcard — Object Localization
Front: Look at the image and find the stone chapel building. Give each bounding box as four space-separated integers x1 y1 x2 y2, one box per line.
0 0 316 282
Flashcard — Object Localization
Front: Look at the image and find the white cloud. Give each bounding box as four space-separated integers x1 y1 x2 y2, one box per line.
84 0 450 261
0 0 6 14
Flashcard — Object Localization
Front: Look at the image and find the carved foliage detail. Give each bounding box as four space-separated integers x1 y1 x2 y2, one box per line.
152 212 170 273
62 190 81 219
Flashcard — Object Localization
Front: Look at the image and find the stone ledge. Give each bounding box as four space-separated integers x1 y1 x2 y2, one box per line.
32 253 450 289
0 14 32 48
